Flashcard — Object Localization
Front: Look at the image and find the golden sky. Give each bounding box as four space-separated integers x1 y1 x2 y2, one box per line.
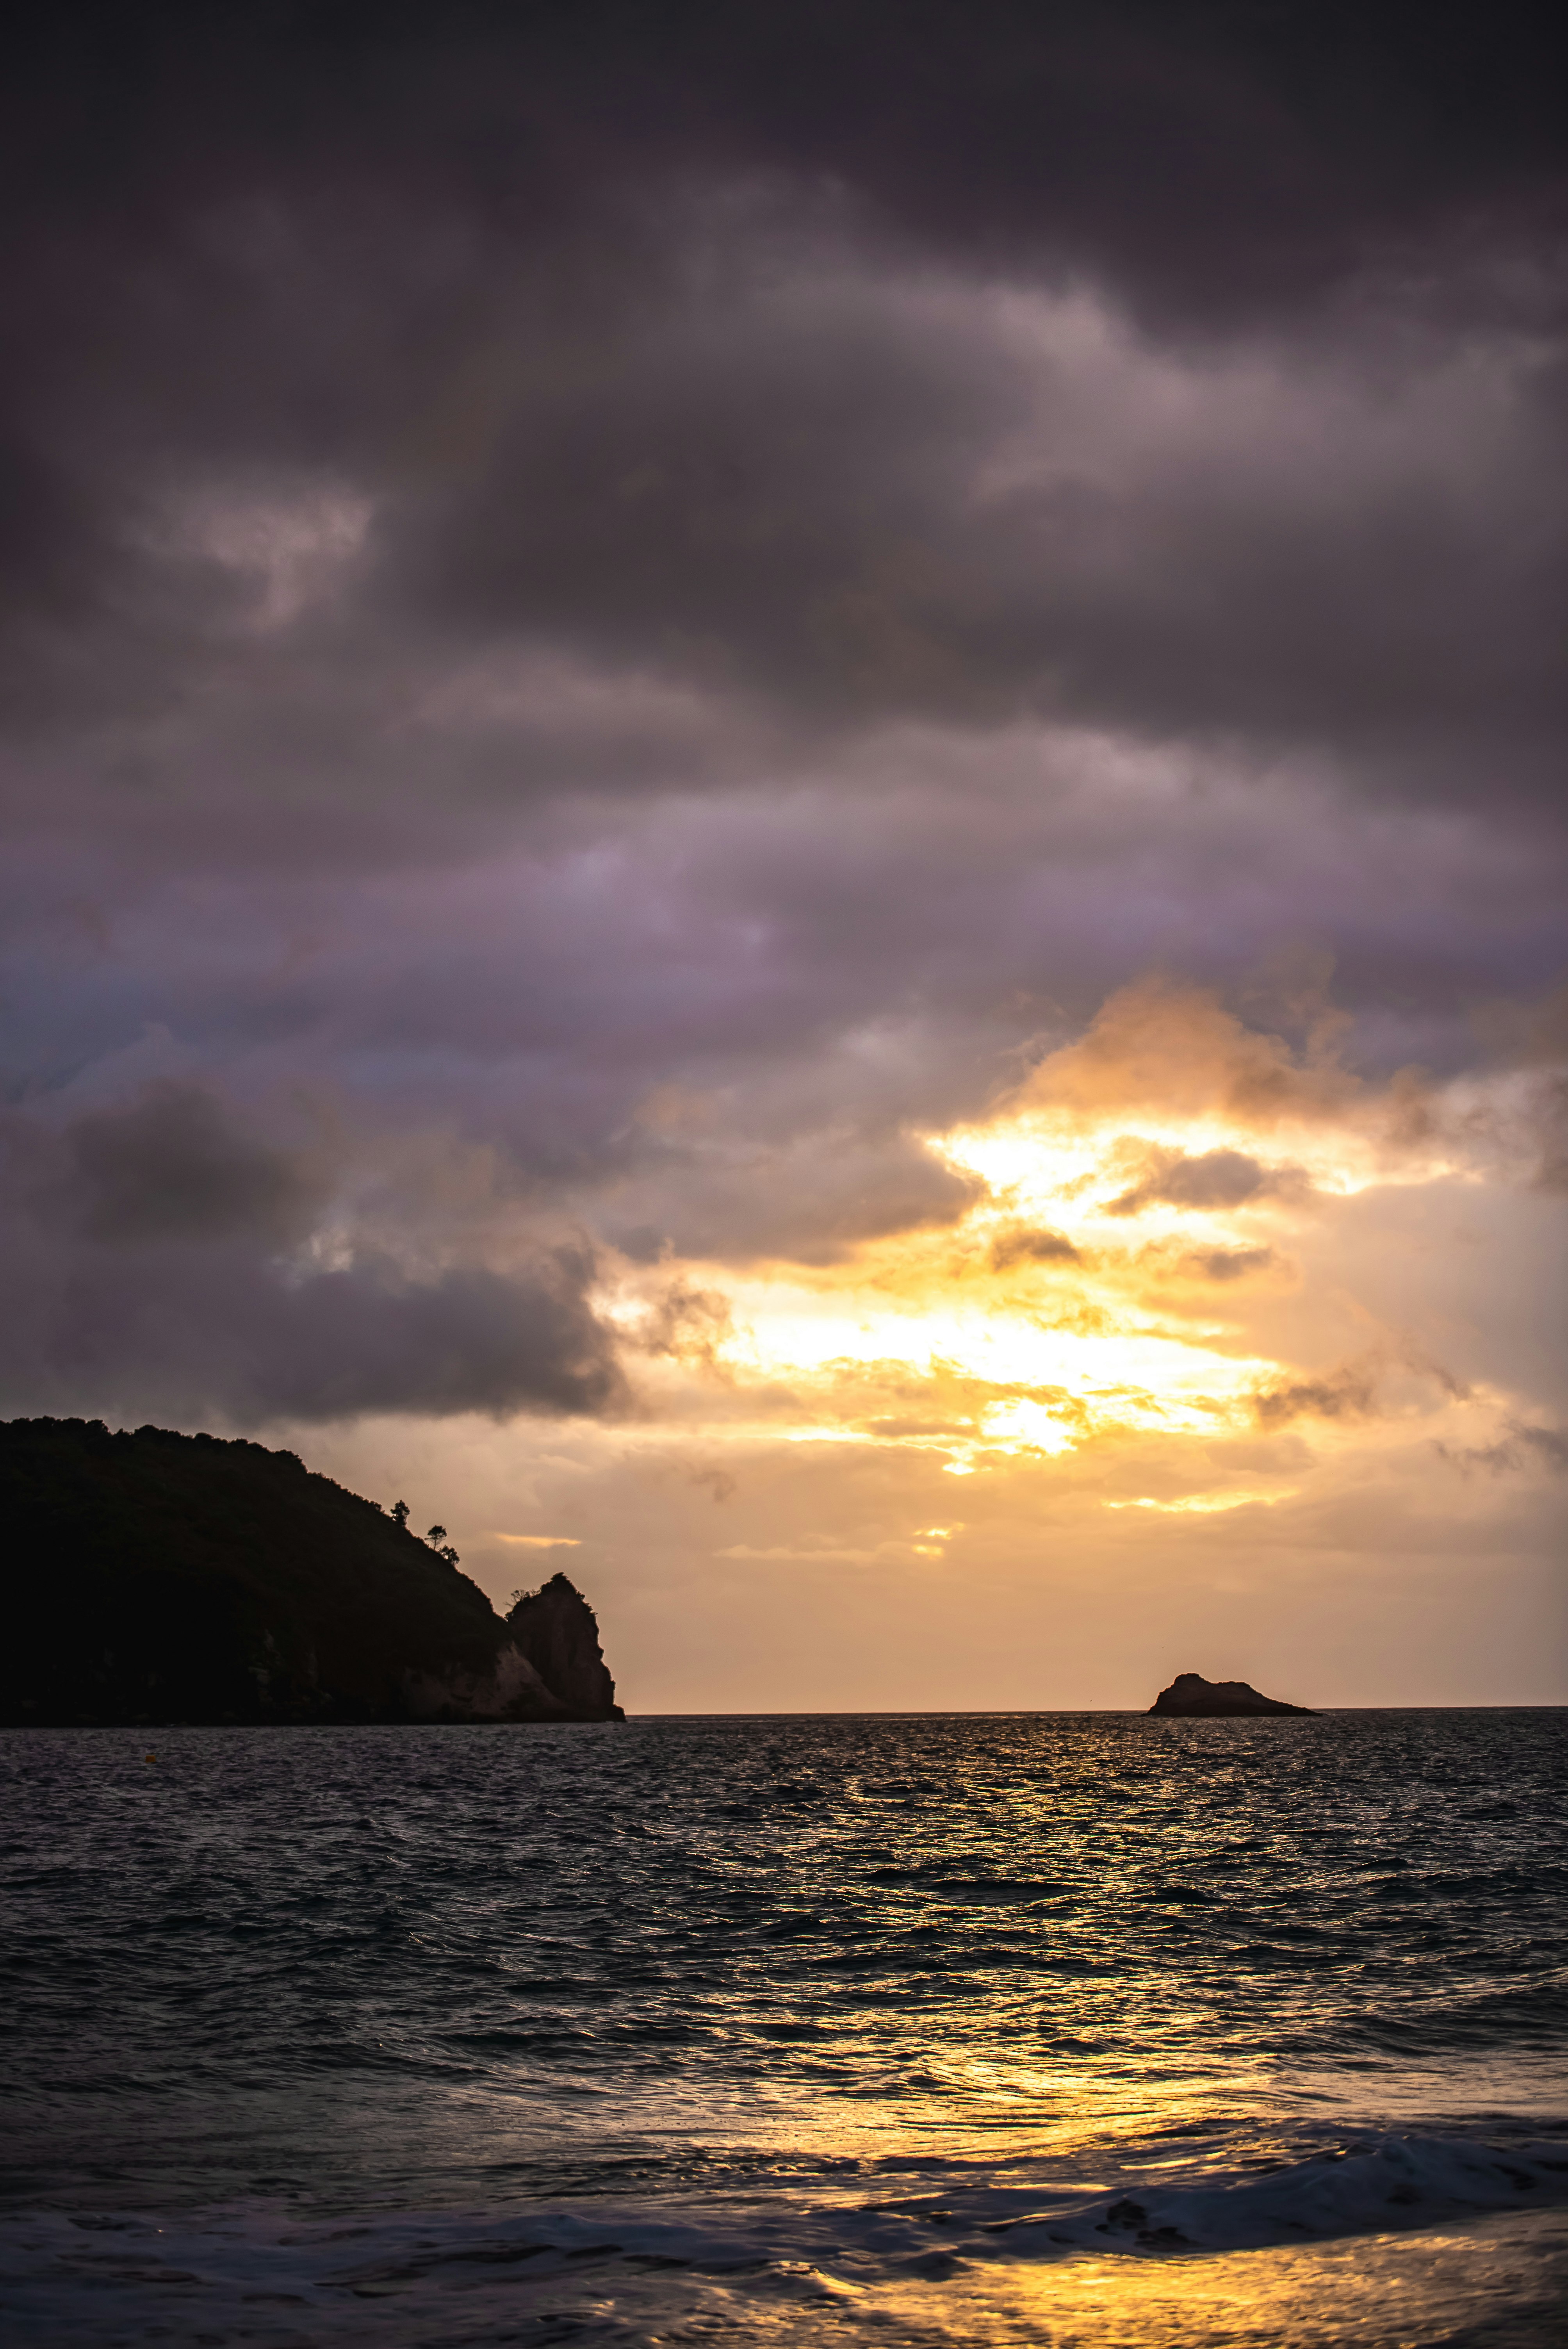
296 980 1567 1711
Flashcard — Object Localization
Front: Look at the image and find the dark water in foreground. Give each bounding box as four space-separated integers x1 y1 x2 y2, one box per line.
3 1711 1566 2345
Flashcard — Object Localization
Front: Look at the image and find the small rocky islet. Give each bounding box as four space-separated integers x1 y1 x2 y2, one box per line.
1149 1671 1315 1717
0 1416 621 1727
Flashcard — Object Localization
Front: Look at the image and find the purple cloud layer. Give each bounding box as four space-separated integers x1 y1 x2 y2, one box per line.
0 3 1564 1425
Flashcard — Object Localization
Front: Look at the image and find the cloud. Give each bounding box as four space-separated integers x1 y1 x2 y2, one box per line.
856 1416 975 1441
15 246 1560 793
1253 1363 1381 1431
1519 1422 1568 1470
1178 1245 1277 1283
0 6 1563 866
0 1088 625 1426
0 1243 625 1429
64 1081 319 1243
603 1107 984 1267
716 1542 915 1566
8 9 1562 342
688 1465 738 1503
989 1226 1082 1267
621 1277 735 1362
1437 1421 1568 1476
1249 1353 1469 1435
1020 977 1364 1128
1107 1145 1311 1217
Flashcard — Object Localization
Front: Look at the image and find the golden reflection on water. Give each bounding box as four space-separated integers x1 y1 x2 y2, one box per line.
560 2210 1568 2347
552 2051 1285 2174
915 2212 1568 2349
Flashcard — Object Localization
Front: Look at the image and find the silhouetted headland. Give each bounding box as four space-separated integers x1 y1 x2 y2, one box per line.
1150 1671 1315 1717
0 1417 623 1726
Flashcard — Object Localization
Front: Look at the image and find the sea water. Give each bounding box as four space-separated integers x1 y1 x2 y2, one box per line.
2 1710 1565 2345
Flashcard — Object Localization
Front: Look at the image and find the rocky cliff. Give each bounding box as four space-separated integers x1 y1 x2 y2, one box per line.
506 1572 622 1718
1150 1672 1315 1717
0 1417 624 1727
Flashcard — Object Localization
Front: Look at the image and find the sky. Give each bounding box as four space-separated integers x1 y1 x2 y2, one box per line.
2 2 1564 1708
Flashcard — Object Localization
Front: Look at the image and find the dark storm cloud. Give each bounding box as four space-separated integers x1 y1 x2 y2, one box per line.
375 262 1566 760
0 3 1562 1421
3 215 1561 784
0 1087 624 1424
0 1 1562 783
9 4 1562 319
66 1081 317 1242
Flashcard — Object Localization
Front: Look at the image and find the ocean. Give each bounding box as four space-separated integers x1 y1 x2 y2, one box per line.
3 1710 1565 2345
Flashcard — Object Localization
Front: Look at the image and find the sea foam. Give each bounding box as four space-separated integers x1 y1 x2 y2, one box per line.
5 2133 1568 2344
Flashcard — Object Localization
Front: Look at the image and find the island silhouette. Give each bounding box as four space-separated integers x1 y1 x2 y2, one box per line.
0 1417 622 1726
1150 1672 1315 1717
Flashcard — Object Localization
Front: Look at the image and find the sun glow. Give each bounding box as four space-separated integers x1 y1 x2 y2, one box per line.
1105 1487 1301 1515
606 984 1481 1498
626 1189 1253 1470
932 1107 1385 1215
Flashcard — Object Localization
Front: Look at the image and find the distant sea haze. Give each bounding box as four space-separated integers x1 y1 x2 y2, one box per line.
5 1709 1566 2344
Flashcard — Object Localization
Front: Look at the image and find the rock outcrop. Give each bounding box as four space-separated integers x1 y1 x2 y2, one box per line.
505 1572 623 1718
0 1417 625 1726
1150 1672 1315 1717
402 1640 571 1724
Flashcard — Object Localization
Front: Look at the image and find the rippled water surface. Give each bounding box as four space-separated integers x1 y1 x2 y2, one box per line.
4 1711 1566 2343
